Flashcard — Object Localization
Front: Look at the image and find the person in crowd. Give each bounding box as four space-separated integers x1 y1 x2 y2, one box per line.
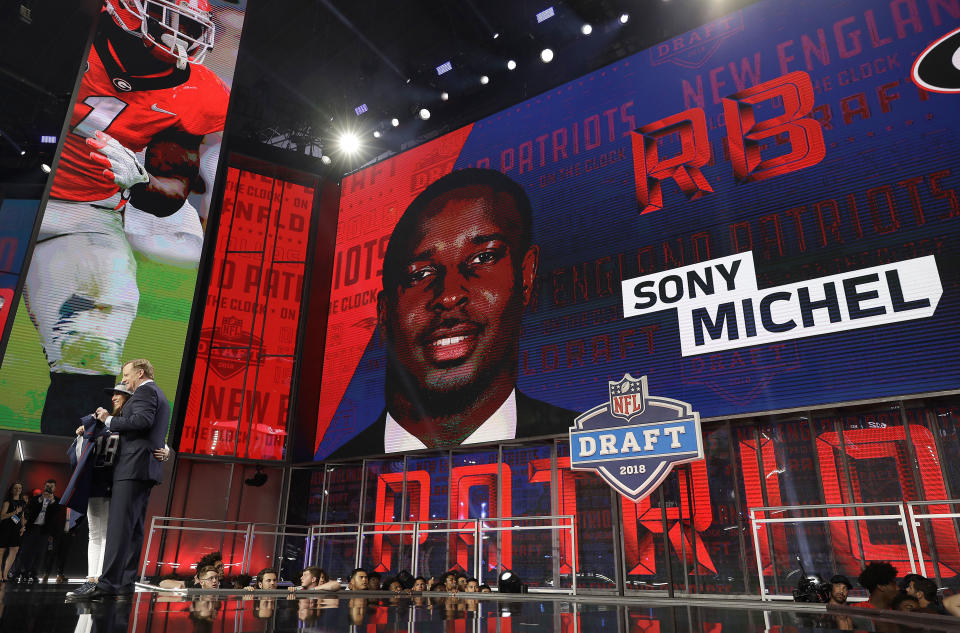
828 575 852 606
443 572 459 592
332 168 575 459
430 581 443 591
464 578 479 592
479 584 492 593
456 573 468 591
75 359 171 599
0 483 27 582
245 567 278 591
905 575 945 614
943 592 960 617
348 568 369 591
229 574 252 589
891 591 920 611
386 578 403 592
13 479 64 583
855 562 899 609
157 551 223 589
195 565 220 589
289 566 339 591
367 571 381 590
412 577 427 592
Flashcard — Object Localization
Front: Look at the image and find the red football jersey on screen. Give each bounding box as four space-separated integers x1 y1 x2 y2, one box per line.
51 33 229 202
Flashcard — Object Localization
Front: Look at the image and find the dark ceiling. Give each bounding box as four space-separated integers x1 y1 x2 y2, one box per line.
0 0 762 188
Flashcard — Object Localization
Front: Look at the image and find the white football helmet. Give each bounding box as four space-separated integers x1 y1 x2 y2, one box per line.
104 0 215 69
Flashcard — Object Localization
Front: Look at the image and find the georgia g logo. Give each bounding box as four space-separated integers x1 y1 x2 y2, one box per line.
912 26 960 93
569 374 704 502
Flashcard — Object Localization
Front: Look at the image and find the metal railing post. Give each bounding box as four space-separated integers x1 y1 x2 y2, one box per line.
898 503 918 575
751 509 767 601
569 517 577 596
140 516 158 582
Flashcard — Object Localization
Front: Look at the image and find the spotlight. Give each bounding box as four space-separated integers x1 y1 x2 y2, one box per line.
244 466 267 487
436 60 453 76
581 23 592 35
354 103 368 116
536 6 555 23
498 570 525 593
338 132 360 154
480 75 490 85
619 13 629 24
540 48 554 63
19 150 26 156
492 32 500 39
418 108 431 120
320 155 332 165
506 59 517 70
41 163 51 173
373 130 381 138
441 92 449 101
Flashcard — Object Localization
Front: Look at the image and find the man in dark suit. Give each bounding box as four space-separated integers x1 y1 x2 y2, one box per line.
334 169 575 459
73 358 170 598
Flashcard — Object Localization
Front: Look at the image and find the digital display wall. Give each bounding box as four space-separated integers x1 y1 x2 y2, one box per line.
0 199 41 361
0 0 248 434
315 0 960 461
181 164 317 460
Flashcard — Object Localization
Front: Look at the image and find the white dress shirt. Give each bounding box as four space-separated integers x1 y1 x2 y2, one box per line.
383 390 518 453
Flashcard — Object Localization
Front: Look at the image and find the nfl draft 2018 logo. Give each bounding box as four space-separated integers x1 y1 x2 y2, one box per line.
569 374 704 502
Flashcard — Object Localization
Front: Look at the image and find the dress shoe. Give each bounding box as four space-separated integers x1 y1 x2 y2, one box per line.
66 583 113 600
67 580 98 598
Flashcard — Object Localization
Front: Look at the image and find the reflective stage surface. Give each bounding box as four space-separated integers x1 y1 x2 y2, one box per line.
1 584 956 633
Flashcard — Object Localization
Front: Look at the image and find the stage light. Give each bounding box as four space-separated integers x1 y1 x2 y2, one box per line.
492 32 500 39
41 163 51 173
354 103 368 116
436 60 453 76
441 92 449 101
391 118 400 127
536 6 555 23
507 59 517 70
40 135 57 144
498 570 525 593
419 108 431 120
373 130 382 138
581 23 592 35
480 75 490 85
619 13 629 24
540 48 554 63
321 155 332 165
338 132 360 154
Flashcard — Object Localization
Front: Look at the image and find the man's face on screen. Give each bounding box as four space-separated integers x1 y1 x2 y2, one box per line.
381 186 535 399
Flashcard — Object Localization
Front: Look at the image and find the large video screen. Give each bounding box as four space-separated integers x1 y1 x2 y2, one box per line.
0 0 248 435
315 0 960 461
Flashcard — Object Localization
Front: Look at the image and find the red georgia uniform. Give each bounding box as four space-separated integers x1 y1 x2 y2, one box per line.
50 33 229 202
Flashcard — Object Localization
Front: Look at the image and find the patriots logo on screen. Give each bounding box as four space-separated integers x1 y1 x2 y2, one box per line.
570 374 704 502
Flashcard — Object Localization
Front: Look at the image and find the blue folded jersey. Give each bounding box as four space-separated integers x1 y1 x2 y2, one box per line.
61 414 119 514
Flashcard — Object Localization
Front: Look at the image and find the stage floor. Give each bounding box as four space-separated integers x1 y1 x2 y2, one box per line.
0 583 954 632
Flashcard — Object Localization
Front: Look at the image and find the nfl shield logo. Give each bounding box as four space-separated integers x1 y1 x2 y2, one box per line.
569 374 704 502
609 374 647 421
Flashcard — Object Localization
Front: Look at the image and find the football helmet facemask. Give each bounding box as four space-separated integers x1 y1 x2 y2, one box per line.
105 0 215 70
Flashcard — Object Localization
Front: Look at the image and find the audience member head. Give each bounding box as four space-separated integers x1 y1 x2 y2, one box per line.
257 567 278 590
413 577 427 592
443 573 458 592
4 482 24 502
457 573 468 590
858 562 898 608
195 565 220 589
348 568 369 591
909 577 939 608
479 584 492 593
367 571 381 590
43 479 56 496
465 578 479 592
196 551 225 579
301 566 323 589
891 591 920 612
387 578 402 592
828 575 852 605
317 568 329 584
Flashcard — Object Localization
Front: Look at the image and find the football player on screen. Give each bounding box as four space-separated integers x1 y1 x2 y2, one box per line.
24 0 229 435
